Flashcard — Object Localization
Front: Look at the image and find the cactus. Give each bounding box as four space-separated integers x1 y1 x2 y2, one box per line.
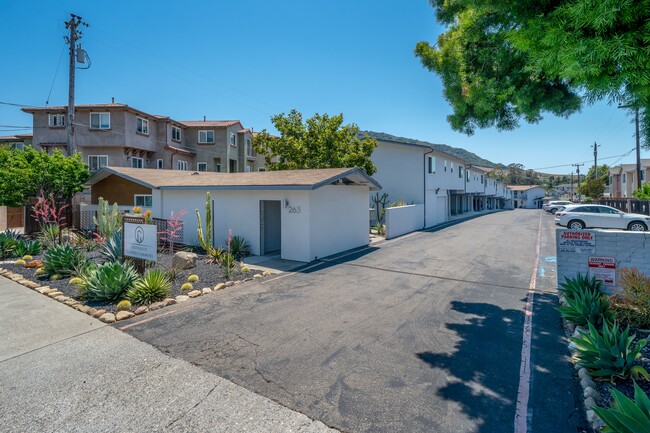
93 197 122 238
50 274 62 281
117 300 132 311
181 282 193 291
188 274 199 283
68 277 84 286
371 192 389 225
35 267 48 276
196 192 212 252
21 255 33 261
15 259 26 266
241 265 250 273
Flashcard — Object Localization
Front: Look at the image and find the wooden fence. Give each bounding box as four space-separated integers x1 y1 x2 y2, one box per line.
598 198 650 216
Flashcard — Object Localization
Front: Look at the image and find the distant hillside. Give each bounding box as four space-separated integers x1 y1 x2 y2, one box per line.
363 131 499 168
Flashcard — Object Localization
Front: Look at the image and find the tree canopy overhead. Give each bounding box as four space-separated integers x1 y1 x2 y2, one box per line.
415 0 650 141
252 109 378 175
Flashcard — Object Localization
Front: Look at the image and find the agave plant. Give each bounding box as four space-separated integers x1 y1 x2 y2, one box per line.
0 235 16 259
43 244 86 277
79 261 139 302
38 223 60 248
100 231 123 263
229 235 251 261
126 268 172 304
571 321 649 380
593 382 650 432
558 273 602 301
557 285 614 328
13 240 42 257
2 229 22 241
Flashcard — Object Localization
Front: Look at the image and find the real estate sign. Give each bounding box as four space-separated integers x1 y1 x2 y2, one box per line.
558 230 595 254
588 256 616 285
124 222 157 262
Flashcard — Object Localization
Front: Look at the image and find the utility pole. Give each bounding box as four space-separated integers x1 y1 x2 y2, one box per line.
65 14 90 156
618 104 642 190
572 163 584 202
570 172 574 200
591 142 600 179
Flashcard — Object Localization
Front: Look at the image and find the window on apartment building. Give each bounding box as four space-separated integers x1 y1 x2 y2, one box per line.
11 142 24 151
136 117 149 135
466 170 470 181
428 156 436 174
450 162 454 173
131 157 144 168
246 138 254 156
178 160 188 170
258 167 266 172
48 114 65 127
90 112 110 129
88 155 108 172
458 166 463 178
156 159 164 169
214 163 221 172
444 160 447 172
198 130 215 144
134 195 153 207
230 133 237 146
197 162 208 172
172 126 182 142
642 171 646 181
623 174 627 183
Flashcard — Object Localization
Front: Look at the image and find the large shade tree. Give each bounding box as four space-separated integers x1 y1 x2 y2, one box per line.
252 109 377 175
415 0 650 144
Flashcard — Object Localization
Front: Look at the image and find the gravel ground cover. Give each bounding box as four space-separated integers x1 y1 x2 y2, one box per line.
3 248 253 314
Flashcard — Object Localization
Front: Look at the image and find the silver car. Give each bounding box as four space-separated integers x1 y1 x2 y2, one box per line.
544 200 573 214
554 204 650 231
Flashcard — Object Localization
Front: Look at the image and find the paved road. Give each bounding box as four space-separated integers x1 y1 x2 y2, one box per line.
119 210 589 433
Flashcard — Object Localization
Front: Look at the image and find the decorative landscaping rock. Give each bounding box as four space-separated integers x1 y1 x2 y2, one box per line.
47 291 64 298
116 311 135 321
54 295 70 302
149 301 166 311
99 313 116 323
175 295 190 303
87 308 98 316
92 309 107 319
134 306 149 315
171 252 198 270
163 298 176 306
36 287 53 294
202 287 212 294
214 283 226 291
76 305 92 314
187 290 202 298
583 396 596 410
253 274 263 279
262 270 273 276
234 280 242 285
225 281 235 287
577 368 589 380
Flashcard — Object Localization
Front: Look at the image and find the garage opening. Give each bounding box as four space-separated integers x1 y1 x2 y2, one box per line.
260 200 281 255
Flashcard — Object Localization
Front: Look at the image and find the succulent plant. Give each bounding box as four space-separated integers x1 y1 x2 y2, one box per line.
127 269 172 305
50 274 62 281
593 382 650 432
117 299 132 311
35 267 48 276
241 265 250 273
13 240 41 258
188 274 199 283
557 284 614 328
559 273 602 301
14 259 26 266
78 261 139 302
43 244 85 277
68 277 84 286
0 236 16 259
229 235 251 260
21 255 33 261
99 231 123 263
181 282 193 291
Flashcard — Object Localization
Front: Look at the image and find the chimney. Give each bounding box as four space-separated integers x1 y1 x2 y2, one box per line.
203 115 206 121
111 97 115 104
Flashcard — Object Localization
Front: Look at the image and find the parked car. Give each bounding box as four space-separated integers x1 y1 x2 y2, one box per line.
544 201 573 214
554 204 650 231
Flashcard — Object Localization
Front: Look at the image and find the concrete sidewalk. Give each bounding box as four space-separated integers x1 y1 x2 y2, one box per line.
0 277 334 433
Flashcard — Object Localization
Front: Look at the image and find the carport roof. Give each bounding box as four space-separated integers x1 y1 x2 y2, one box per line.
88 167 382 191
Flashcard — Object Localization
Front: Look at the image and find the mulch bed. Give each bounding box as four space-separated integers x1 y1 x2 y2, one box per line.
3 249 255 314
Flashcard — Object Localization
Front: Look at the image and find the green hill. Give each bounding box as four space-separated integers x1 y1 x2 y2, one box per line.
363 131 499 168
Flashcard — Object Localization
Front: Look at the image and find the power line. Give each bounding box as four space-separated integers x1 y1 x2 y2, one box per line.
45 41 68 106
530 149 636 171
0 101 32 108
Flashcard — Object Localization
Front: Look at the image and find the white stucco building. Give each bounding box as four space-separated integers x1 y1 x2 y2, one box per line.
509 185 546 209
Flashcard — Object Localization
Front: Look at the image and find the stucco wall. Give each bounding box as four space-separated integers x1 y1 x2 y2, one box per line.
309 185 369 259
371 142 424 205
556 229 650 292
385 204 424 239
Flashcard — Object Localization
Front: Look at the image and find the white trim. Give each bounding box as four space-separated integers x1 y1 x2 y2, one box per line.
427 155 436 174
131 157 144 168
90 112 110 129
171 126 182 142
88 155 108 172
177 160 188 171
230 132 237 146
156 159 164 169
136 117 149 135
48 113 65 127
197 162 208 172
198 130 215 144
134 194 153 207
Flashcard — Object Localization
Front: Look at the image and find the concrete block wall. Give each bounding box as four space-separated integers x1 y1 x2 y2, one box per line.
556 228 650 292
385 204 424 239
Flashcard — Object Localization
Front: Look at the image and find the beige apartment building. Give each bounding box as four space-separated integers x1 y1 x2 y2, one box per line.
21 103 266 175
608 160 650 198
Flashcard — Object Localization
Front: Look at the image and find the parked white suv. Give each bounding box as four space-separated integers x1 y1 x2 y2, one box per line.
544 201 573 214
554 204 650 231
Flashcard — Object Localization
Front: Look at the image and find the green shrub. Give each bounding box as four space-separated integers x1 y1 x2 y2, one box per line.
43 244 85 277
78 261 139 302
127 269 172 304
13 240 41 258
188 274 199 283
229 235 251 261
571 321 649 380
99 231 123 263
116 300 132 311
593 382 650 433
557 285 614 328
0 235 16 259
559 273 602 301
180 282 193 291
611 267 650 327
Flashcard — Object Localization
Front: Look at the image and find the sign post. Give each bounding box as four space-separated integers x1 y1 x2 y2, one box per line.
122 215 157 274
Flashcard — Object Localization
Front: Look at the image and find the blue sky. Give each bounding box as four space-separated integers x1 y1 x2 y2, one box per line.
2 0 647 173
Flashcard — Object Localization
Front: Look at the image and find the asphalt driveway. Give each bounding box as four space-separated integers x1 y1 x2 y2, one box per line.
118 210 588 433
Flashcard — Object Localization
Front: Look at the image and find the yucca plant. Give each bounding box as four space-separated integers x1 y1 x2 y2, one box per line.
43 244 86 277
559 273 603 301
13 240 42 257
593 382 650 433
38 223 60 248
0 236 16 259
229 235 251 261
557 285 614 328
78 261 139 302
126 269 172 304
2 229 22 241
571 321 649 380
100 231 123 263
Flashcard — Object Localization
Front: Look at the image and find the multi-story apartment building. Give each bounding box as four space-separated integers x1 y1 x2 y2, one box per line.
608 160 650 198
509 185 546 208
21 103 266 175
0 134 33 150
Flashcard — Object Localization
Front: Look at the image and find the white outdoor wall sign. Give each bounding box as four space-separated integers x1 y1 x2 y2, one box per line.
124 222 157 262
558 230 595 254
588 256 616 285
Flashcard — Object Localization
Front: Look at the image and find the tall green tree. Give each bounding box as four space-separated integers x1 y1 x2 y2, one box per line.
0 147 89 207
581 178 606 199
415 0 650 144
252 109 377 175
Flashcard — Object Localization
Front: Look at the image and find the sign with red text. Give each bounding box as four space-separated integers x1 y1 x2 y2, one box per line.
558 230 595 254
588 256 616 285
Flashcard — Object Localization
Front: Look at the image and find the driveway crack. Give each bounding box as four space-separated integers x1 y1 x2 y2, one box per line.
166 382 219 428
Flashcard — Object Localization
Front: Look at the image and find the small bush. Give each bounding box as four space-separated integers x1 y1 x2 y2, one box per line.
43 244 85 277
611 267 650 327
181 282 193 291
188 274 199 283
557 285 614 328
127 269 172 305
117 300 132 311
78 261 139 302
571 321 649 380
229 236 251 261
593 382 650 432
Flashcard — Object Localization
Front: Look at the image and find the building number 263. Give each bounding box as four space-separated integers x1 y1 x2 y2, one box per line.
288 206 301 214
